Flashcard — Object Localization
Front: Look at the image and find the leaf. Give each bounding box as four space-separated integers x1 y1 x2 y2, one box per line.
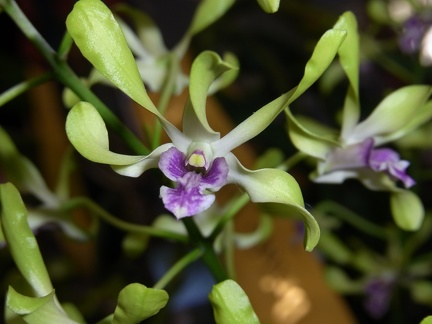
112 283 168 324
209 279 259 324
390 190 424 231
6 287 78 324
0 183 53 296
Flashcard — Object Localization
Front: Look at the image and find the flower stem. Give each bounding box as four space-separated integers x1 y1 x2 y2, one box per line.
182 217 228 282
0 72 53 107
3 0 149 155
315 200 389 239
63 197 188 243
153 248 202 290
278 151 307 171
209 193 250 241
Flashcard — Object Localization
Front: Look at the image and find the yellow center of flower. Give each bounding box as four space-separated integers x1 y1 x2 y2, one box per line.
188 153 206 168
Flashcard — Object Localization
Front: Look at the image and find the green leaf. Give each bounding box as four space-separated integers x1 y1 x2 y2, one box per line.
390 190 424 231
66 0 156 112
227 154 320 251
0 183 53 296
209 279 259 324
6 287 78 324
112 283 168 324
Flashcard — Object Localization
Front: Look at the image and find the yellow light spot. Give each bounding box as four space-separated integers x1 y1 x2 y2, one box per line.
188 153 206 168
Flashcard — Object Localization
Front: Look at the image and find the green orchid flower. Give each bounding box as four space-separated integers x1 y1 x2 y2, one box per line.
286 12 432 230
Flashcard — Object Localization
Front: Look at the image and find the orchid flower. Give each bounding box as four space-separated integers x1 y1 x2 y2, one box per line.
286 12 432 230
64 1 359 251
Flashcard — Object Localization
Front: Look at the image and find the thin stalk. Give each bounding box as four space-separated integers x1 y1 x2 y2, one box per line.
153 248 202 290
315 200 389 239
182 217 228 282
209 193 250 241
63 197 188 243
57 31 74 60
223 220 236 280
277 151 308 171
3 0 149 155
0 72 53 107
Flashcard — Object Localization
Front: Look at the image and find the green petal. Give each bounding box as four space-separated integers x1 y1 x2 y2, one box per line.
0 183 53 296
256 0 280 13
212 27 346 156
390 190 424 231
209 280 259 324
350 85 432 144
183 51 238 141
188 0 235 36
286 109 339 160
6 287 78 324
112 283 168 324
66 0 156 111
66 102 173 177
334 12 361 138
226 154 320 251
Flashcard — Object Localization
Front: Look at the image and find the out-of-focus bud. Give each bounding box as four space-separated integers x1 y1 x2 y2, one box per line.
257 0 280 13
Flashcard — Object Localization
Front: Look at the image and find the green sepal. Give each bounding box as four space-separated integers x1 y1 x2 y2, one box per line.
390 190 424 231
286 109 339 160
6 287 78 324
66 0 156 112
421 316 432 324
256 0 280 13
188 0 235 36
0 183 53 296
209 279 259 324
112 283 169 324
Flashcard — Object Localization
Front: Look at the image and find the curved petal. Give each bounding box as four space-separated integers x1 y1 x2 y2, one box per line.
66 0 189 149
183 51 238 142
213 28 347 156
188 0 235 36
335 12 361 139
225 154 320 251
66 102 173 177
66 0 156 111
348 85 432 144
286 109 339 160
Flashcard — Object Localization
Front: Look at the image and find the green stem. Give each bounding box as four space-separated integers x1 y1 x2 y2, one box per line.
63 197 188 243
315 200 389 240
278 151 307 171
182 217 228 282
151 53 179 150
209 193 250 241
3 0 149 155
0 72 53 107
57 31 74 60
153 248 202 290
